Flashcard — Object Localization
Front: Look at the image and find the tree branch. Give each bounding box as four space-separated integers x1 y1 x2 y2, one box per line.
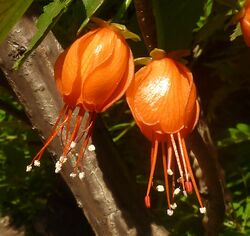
133 0 157 52
0 12 169 236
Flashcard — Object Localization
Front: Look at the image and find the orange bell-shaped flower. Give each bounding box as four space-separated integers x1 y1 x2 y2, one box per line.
26 19 134 177
240 1 250 47
126 49 205 215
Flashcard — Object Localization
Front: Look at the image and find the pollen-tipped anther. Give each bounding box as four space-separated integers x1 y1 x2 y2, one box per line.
34 160 41 167
59 155 67 163
26 165 32 172
55 161 62 173
174 188 181 195
70 141 77 149
167 209 174 216
200 207 206 214
88 144 96 151
171 203 177 210
167 168 173 176
78 172 85 180
156 185 165 192
70 173 77 178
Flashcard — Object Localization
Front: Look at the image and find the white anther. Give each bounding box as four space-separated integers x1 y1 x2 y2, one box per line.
34 160 41 167
171 203 177 209
167 209 174 216
59 156 67 163
156 185 165 192
26 165 32 172
183 190 187 197
55 161 62 173
78 172 85 180
200 207 206 214
88 144 95 151
174 188 181 195
167 168 173 175
70 173 77 178
70 141 77 149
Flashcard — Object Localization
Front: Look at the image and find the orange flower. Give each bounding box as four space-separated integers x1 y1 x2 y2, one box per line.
126 49 206 215
26 20 134 177
240 1 250 47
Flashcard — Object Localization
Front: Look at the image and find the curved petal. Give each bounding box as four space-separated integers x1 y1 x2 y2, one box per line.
81 32 130 111
100 48 134 112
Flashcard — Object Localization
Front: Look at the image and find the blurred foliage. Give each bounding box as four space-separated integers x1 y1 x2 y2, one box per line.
1 0 250 235
0 84 55 230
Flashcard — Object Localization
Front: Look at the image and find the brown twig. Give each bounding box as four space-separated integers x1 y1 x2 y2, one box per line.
133 0 157 53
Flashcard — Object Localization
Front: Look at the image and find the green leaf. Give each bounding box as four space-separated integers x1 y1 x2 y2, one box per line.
152 0 206 50
13 0 73 69
77 0 104 33
0 0 33 43
230 23 242 42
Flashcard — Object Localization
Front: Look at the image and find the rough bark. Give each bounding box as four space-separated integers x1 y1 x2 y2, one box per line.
0 14 169 236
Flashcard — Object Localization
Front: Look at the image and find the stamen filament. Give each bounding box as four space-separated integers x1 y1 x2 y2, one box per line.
170 134 185 192
180 137 205 210
73 112 97 172
177 132 189 182
30 110 70 164
161 142 171 210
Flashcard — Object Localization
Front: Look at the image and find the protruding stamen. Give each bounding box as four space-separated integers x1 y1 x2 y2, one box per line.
162 142 172 211
88 144 96 151
167 168 173 175
174 188 181 195
171 203 177 209
26 165 32 172
145 140 159 208
180 137 205 210
156 185 165 192
78 172 85 180
144 195 151 208
177 132 189 182
70 141 77 149
34 160 40 167
167 209 174 216
170 134 185 191
200 207 206 214
70 172 77 178
73 113 96 171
